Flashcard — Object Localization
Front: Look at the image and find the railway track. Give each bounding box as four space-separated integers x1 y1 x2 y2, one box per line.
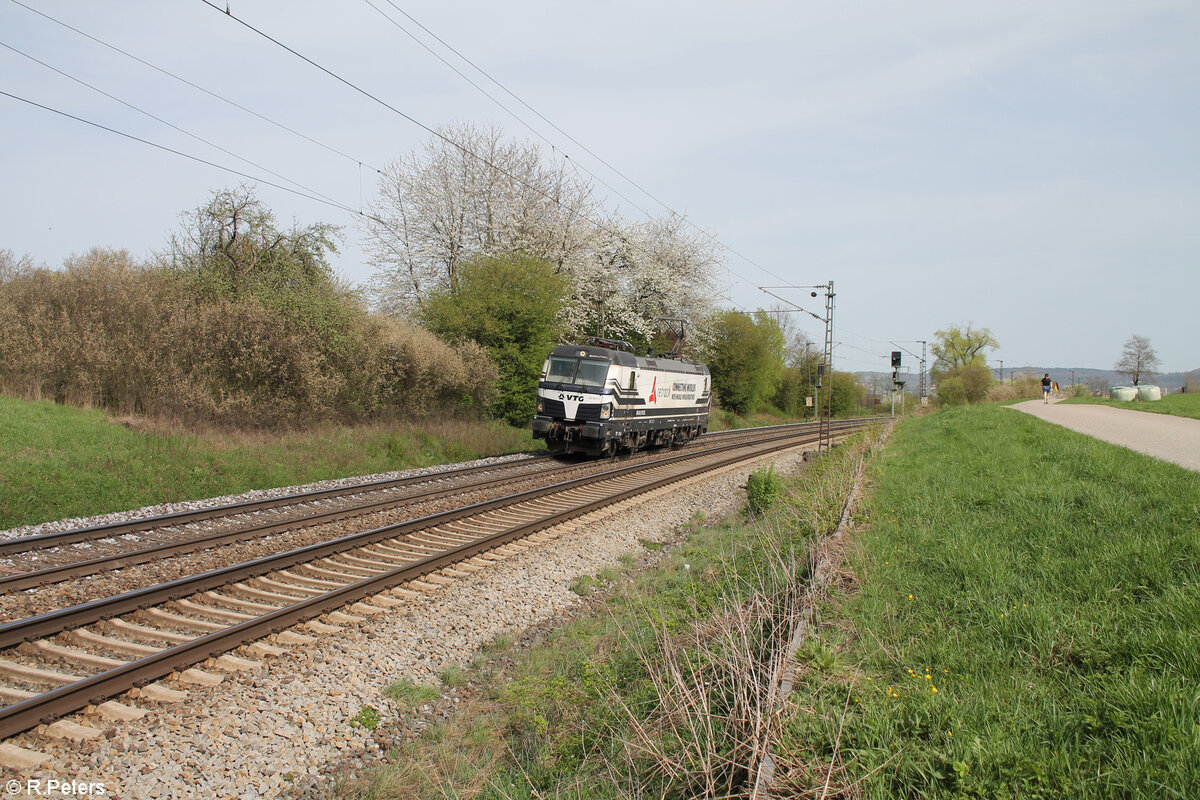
0 419 874 749
0 423 840 597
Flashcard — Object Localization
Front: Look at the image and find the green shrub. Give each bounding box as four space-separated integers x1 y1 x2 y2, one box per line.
0 248 495 428
745 465 782 515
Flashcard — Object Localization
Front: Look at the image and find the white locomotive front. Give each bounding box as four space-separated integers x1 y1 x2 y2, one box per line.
531 338 711 456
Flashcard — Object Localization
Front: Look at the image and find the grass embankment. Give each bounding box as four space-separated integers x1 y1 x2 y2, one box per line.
332 429 882 799
1063 391 1200 420
781 405 1200 798
0 395 537 531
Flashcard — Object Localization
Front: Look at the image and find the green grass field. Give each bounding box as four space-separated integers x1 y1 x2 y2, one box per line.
783 405 1200 798
0 395 537 530
1063 390 1200 420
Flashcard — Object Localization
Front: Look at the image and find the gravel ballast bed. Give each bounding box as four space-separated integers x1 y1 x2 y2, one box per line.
3 448 809 799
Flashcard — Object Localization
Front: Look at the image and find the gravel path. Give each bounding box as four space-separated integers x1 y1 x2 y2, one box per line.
0 448 810 800
1010 399 1200 472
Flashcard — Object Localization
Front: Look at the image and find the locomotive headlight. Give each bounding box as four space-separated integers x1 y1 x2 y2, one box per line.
600 402 612 419
536 399 544 413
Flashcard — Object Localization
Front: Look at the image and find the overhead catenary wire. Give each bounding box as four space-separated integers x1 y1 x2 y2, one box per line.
360 0 659 225
202 0 763 321
361 0 795 290
0 39 351 212
7 0 379 173
13 0 789 322
0 89 364 218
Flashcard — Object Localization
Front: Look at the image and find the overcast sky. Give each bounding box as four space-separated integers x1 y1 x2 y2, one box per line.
2 0 1196 374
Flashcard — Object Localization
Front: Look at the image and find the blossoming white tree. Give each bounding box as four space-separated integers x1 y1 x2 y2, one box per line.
361 124 723 350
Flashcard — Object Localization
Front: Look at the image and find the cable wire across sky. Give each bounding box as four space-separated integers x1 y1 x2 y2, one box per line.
4 1 1192 370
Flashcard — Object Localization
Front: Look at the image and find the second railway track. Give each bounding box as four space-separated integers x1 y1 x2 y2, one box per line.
0 423 845 601
0 419 874 746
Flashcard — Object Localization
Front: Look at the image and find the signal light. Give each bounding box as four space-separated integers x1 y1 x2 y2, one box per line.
891 351 902 368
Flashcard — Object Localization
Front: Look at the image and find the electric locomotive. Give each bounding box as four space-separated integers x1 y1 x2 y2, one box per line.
532 338 711 456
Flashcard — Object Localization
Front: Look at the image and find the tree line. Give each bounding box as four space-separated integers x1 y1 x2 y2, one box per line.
1 124 872 429
928 324 1165 404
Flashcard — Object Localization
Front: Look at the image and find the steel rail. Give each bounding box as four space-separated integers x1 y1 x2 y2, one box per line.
0 455 557 557
0 420 868 592
0 459 566 593
0 421 815 560
0 421 877 740
0 425 860 649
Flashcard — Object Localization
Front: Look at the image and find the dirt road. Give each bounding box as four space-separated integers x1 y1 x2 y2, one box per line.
1011 399 1200 472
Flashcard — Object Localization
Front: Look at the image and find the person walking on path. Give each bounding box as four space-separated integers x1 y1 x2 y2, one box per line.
1042 374 1052 403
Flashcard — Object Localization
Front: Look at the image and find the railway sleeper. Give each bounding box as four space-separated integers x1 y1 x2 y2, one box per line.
69 628 162 658
254 575 328 594
200 590 281 615
356 545 422 563
173 667 223 687
128 683 188 703
43 719 102 742
390 538 442 554
348 602 387 617
425 527 475 542
367 541 428 558
172 598 255 623
0 685 37 702
0 656 81 686
103 618 192 645
290 563 357 583
233 581 312 604
25 640 126 672
413 530 472 546
324 553 388 571
90 700 147 722
305 561 371 581
205 654 260 673
139 607 224 633
271 630 316 646
363 594 405 608
337 552 401 570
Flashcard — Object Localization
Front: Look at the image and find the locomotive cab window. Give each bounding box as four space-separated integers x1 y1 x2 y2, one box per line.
546 357 608 388
576 360 608 387
546 358 579 383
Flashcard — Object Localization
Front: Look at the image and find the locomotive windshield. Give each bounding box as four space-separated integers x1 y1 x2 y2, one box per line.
545 357 607 388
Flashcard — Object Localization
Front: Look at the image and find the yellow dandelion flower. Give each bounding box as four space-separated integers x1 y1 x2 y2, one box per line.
925 675 932 680
948 731 953 737
908 594 914 600
932 687 938 693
